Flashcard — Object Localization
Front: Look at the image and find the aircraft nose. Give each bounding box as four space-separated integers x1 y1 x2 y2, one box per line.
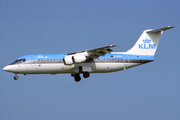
3 65 10 72
3 65 19 73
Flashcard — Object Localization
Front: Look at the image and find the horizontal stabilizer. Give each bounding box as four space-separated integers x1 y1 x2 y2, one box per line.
146 26 174 33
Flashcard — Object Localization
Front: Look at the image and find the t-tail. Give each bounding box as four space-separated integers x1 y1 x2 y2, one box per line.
127 26 174 56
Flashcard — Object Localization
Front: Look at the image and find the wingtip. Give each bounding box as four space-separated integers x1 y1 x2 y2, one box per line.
110 45 117 47
168 26 175 29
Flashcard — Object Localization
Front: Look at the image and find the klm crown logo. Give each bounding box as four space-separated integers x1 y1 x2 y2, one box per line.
143 38 151 43
138 38 156 49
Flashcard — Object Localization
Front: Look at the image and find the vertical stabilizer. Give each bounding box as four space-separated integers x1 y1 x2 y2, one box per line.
127 26 174 56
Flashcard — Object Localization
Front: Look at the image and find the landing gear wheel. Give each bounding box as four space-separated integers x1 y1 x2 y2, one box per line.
75 76 81 82
83 72 90 78
74 74 81 82
14 76 18 80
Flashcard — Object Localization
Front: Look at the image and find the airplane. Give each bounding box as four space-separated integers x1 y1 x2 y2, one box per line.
3 26 174 82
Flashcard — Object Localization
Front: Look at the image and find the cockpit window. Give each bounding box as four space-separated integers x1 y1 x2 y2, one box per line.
14 60 19 63
10 58 26 65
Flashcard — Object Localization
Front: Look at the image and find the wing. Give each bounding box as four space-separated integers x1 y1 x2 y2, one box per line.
63 45 116 65
86 45 116 58
67 45 116 58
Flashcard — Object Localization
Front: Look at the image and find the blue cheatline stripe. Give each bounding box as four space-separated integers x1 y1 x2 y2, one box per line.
17 53 67 61
98 54 154 61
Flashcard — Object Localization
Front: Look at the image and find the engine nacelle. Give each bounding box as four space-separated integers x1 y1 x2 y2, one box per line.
63 55 87 65
63 56 73 65
72 55 86 64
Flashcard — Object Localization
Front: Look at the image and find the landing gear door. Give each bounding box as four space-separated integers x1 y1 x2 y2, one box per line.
29 55 36 66
82 66 92 72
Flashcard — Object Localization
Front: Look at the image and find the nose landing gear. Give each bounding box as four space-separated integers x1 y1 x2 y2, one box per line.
14 74 18 80
14 75 18 80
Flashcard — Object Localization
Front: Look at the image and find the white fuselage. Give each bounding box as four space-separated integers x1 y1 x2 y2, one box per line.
3 52 150 75
5 62 141 74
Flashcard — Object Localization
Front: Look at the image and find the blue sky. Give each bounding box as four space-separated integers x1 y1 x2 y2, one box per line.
0 0 180 120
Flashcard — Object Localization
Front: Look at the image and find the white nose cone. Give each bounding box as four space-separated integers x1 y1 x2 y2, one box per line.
3 65 18 73
3 66 9 71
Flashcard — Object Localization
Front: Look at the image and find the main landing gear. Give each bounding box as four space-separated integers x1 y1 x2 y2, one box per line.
72 72 90 82
74 74 81 82
83 72 90 78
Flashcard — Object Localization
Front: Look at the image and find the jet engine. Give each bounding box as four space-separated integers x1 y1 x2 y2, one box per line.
63 55 87 65
72 56 86 64
63 56 74 65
